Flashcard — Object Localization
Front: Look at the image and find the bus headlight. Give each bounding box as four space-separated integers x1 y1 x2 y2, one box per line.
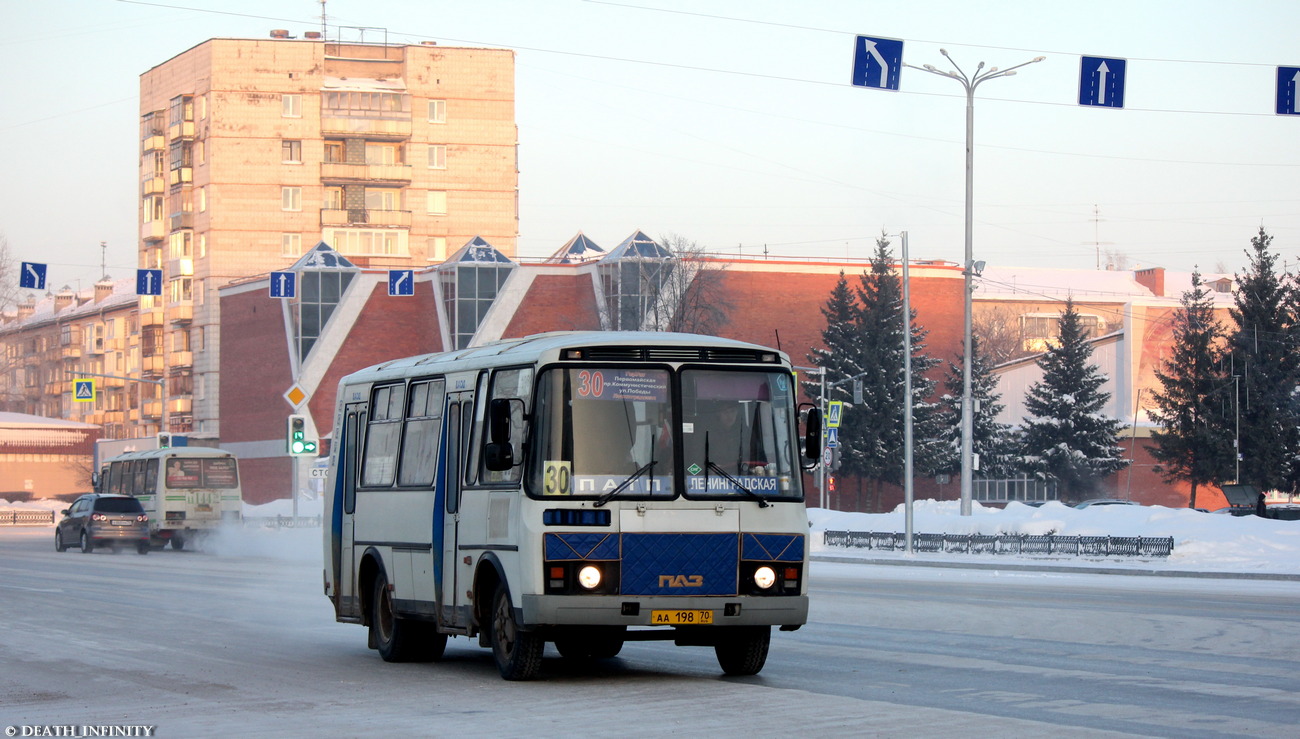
578 565 603 590
753 566 776 590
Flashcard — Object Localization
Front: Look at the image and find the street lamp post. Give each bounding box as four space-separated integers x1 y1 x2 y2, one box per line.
906 50 1044 516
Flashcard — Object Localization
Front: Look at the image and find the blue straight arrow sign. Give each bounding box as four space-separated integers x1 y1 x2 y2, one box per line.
1277 66 1300 115
1079 56 1126 108
269 271 297 299
136 268 163 296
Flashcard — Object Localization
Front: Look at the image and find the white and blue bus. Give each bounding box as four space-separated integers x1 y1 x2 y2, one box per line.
323 331 821 680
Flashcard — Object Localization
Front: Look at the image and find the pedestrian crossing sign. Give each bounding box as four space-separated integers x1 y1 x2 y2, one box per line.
73 379 96 403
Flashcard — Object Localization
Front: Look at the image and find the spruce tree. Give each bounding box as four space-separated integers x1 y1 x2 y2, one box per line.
1148 270 1235 508
1227 227 1300 492
1019 297 1129 503
939 336 1019 479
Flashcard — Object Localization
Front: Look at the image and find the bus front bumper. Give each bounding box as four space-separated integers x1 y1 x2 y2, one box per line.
520 593 808 628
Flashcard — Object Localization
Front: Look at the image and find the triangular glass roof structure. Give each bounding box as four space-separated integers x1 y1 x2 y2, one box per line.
289 241 359 271
443 236 515 265
601 230 672 261
544 232 605 264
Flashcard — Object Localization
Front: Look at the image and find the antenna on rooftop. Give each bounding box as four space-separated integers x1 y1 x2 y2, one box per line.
1086 204 1114 270
100 241 107 280
319 0 327 41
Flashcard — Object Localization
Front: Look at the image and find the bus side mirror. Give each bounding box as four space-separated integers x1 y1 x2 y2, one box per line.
484 398 517 471
801 405 823 470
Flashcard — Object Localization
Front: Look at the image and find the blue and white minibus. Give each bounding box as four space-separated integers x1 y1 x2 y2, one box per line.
323 331 820 680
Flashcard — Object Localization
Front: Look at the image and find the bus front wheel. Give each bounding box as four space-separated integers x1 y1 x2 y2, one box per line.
714 626 770 676
371 573 445 663
490 583 543 680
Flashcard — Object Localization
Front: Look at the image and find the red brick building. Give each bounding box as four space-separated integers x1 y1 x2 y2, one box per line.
218 235 1234 511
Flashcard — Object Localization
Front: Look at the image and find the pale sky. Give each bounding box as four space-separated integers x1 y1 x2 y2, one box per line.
2 0 1298 295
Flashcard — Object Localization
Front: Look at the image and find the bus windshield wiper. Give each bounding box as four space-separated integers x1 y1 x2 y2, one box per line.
703 434 770 508
594 460 657 507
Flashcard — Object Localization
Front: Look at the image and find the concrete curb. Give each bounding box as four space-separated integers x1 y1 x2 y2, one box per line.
812 553 1300 582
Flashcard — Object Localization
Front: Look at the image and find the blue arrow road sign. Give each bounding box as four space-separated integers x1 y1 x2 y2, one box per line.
20 262 47 290
1277 67 1300 115
388 269 414 296
1079 56 1126 108
136 268 163 296
851 35 904 91
269 271 296 299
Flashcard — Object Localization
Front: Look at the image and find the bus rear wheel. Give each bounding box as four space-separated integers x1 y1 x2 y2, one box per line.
171 536 185 551
491 583 543 680
714 626 770 676
371 573 445 663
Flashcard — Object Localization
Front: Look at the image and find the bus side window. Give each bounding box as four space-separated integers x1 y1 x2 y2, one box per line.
361 384 405 487
480 367 532 484
144 459 158 493
107 462 122 495
397 379 445 487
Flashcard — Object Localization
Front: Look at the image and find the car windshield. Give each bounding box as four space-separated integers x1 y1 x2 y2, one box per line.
95 497 144 513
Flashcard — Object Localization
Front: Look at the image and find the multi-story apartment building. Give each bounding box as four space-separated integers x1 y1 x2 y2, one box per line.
138 35 518 438
0 278 142 439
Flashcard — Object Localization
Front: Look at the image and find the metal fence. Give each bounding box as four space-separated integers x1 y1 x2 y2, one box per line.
0 509 56 526
823 530 1175 557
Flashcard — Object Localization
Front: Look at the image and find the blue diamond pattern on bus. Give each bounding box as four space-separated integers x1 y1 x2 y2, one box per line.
544 532 619 561
742 533 805 562
621 533 738 596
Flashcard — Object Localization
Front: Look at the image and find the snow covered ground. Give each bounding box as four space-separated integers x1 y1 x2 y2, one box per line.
812 500 1300 577
6 495 1298 576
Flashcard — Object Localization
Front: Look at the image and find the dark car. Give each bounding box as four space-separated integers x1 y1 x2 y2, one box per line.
55 494 150 554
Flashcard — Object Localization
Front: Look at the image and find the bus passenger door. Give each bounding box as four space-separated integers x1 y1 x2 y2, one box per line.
437 396 468 626
338 405 363 619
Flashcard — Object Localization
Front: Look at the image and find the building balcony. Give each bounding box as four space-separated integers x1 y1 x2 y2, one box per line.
169 303 193 324
143 355 166 374
320 208 412 227
319 162 413 183
168 397 193 414
142 176 166 196
168 350 192 367
168 167 193 186
142 133 166 153
142 220 165 242
140 308 164 327
168 120 194 140
320 116 411 139
142 400 162 420
61 345 82 360
169 212 193 231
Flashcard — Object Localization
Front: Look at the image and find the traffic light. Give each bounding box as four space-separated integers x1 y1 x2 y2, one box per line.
157 432 171 449
287 414 318 456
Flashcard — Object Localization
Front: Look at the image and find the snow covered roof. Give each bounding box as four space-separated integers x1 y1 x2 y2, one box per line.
975 266 1150 300
444 236 515 265
600 230 672 261
289 242 358 270
322 76 407 91
544 232 605 264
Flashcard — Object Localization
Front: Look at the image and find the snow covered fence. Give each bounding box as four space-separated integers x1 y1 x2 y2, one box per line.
0 508 55 526
823 530 1175 557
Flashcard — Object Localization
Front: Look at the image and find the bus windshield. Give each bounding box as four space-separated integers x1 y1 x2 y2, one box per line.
526 366 801 502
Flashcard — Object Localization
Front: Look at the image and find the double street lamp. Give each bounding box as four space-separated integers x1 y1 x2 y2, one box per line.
905 50 1044 515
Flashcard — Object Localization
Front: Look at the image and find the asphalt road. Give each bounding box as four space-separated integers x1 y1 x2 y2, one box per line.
2 526 1298 738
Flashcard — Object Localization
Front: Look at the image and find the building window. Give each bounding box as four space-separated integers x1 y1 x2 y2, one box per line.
282 187 302 211
198 234 207 258
168 231 192 259
428 99 446 123
198 187 206 213
323 187 344 210
322 91 409 119
596 232 675 331
325 228 408 257
144 196 164 222
427 191 447 215
437 238 516 350
282 140 302 163
293 270 357 360
365 188 400 211
282 94 302 118
428 145 446 169
282 233 302 257
324 141 345 163
169 277 193 303
427 237 447 262
365 142 401 165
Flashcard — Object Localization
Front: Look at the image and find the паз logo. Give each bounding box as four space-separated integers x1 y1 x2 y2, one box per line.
658 574 704 588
